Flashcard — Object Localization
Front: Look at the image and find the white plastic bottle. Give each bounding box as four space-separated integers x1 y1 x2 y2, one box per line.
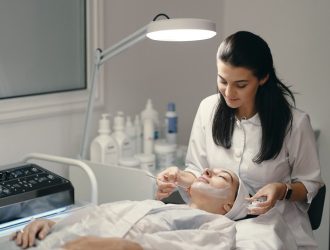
111 111 133 160
126 116 136 155
90 114 119 165
134 115 142 154
143 117 154 154
141 99 160 140
165 102 178 144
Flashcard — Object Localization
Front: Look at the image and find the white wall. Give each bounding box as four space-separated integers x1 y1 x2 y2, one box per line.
0 113 84 175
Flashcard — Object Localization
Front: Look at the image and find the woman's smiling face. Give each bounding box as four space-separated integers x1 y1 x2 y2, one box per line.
189 168 239 214
217 60 267 119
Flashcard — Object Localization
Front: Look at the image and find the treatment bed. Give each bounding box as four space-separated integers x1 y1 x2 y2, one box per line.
0 153 324 250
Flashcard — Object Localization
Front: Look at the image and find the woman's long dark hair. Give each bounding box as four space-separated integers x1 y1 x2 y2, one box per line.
212 31 295 164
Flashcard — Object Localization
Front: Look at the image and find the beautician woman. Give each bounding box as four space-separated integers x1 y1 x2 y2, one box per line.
156 31 323 248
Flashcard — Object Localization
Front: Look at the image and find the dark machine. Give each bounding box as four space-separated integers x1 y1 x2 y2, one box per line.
0 163 74 225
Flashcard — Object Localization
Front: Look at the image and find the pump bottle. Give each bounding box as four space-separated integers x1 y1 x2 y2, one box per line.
90 114 119 165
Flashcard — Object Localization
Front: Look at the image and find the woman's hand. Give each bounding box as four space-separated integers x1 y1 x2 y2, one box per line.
155 166 196 200
11 219 55 248
246 182 286 215
62 236 143 250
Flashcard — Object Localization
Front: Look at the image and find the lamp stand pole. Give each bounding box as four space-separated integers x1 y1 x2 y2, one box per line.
79 25 148 160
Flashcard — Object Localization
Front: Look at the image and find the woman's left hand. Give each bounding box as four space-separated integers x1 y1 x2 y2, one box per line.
62 236 143 250
246 182 286 215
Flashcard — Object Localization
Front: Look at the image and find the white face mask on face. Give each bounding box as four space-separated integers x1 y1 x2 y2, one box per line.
190 181 230 199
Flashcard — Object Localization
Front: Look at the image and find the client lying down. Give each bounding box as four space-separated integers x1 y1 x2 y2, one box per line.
10 168 249 250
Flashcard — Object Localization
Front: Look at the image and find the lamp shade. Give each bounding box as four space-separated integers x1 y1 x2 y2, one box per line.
146 18 216 41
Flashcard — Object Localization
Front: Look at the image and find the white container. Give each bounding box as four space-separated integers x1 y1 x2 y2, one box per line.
154 140 177 170
141 99 160 140
90 114 119 165
134 115 142 154
134 153 156 172
165 102 178 144
143 117 154 154
111 111 133 159
119 157 140 168
126 116 136 155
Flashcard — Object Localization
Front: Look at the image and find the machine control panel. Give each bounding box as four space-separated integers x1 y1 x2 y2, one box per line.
0 165 64 198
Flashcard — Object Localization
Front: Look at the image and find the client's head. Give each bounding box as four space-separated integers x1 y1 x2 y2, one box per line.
188 168 249 220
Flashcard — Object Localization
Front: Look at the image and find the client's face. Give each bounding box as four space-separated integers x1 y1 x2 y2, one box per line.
189 168 239 214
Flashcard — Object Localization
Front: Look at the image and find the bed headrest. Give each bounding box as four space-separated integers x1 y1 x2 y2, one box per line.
225 175 249 220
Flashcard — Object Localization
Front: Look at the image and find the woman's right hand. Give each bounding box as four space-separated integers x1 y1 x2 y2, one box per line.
156 166 179 200
155 166 196 200
11 219 55 248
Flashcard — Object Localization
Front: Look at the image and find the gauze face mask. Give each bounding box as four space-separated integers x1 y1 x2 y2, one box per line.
190 181 230 199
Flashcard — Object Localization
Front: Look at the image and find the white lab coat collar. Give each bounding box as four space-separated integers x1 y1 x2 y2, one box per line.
235 113 261 126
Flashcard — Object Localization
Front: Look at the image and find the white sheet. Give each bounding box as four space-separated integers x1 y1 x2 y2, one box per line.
1 201 302 250
235 208 298 250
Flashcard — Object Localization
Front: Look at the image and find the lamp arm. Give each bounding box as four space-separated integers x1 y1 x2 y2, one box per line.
79 24 149 160
100 24 148 64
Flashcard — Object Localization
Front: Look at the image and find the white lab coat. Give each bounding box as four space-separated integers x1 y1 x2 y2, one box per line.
2 200 236 250
185 94 323 249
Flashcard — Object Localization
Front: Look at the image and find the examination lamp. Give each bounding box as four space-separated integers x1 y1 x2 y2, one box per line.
79 14 216 159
